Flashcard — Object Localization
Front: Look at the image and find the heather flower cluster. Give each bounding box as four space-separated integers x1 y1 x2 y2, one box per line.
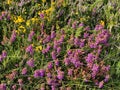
0 50 7 62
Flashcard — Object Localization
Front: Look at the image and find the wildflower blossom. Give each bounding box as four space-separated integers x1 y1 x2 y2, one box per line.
10 30 16 43
39 69 45 77
43 35 51 43
28 31 35 42
0 83 6 90
57 70 64 80
86 53 95 63
18 25 26 33
98 81 104 88
18 79 23 86
35 46 42 51
2 50 7 59
68 69 73 76
14 16 24 23
47 78 53 85
12 85 16 90
0 55 3 62
95 25 104 30
7 0 12 4
84 26 90 31
47 73 52 78
21 67 27 75
26 45 34 55
51 51 57 60
100 20 105 26
0 16 2 20
64 58 70 66
74 37 79 46
42 0 46 3
47 62 53 69
79 23 84 27
57 47 61 54
84 32 89 38
39 13 44 19
54 59 59 66
51 31 56 39
26 58 34 67
72 21 77 29
104 75 110 82
34 69 45 78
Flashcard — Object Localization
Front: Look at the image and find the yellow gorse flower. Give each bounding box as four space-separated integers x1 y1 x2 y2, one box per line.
14 16 25 24
31 44 34 47
31 17 39 23
45 7 54 15
80 17 86 21
15 30 20 34
26 20 31 26
7 0 12 4
42 0 46 3
18 25 26 33
35 46 42 51
100 20 105 26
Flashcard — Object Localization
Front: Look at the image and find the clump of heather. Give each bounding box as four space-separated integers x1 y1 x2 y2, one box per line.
10 30 17 44
0 83 6 90
0 50 7 62
0 22 111 89
26 23 110 89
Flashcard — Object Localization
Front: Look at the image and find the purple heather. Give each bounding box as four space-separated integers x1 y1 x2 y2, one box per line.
0 55 3 62
47 73 52 78
86 53 95 63
64 58 70 66
34 69 45 78
21 67 27 75
84 26 90 31
18 79 23 86
74 37 80 46
43 35 51 44
95 25 103 30
0 83 6 90
47 78 53 85
67 19 71 25
51 51 57 60
26 58 34 67
54 59 60 66
12 85 17 90
72 21 77 29
51 31 56 39
84 32 89 38
39 69 45 77
28 31 35 42
10 30 16 43
26 45 34 55
34 70 40 78
57 71 64 80
98 81 104 88
51 85 56 90
39 13 44 19
104 75 110 82
0 16 2 20
79 23 84 27
92 64 99 72
47 62 53 69
68 69 73 76
57 47 61 54
2 50 7 58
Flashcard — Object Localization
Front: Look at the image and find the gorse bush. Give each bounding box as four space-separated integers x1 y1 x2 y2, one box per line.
0 0 120 90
